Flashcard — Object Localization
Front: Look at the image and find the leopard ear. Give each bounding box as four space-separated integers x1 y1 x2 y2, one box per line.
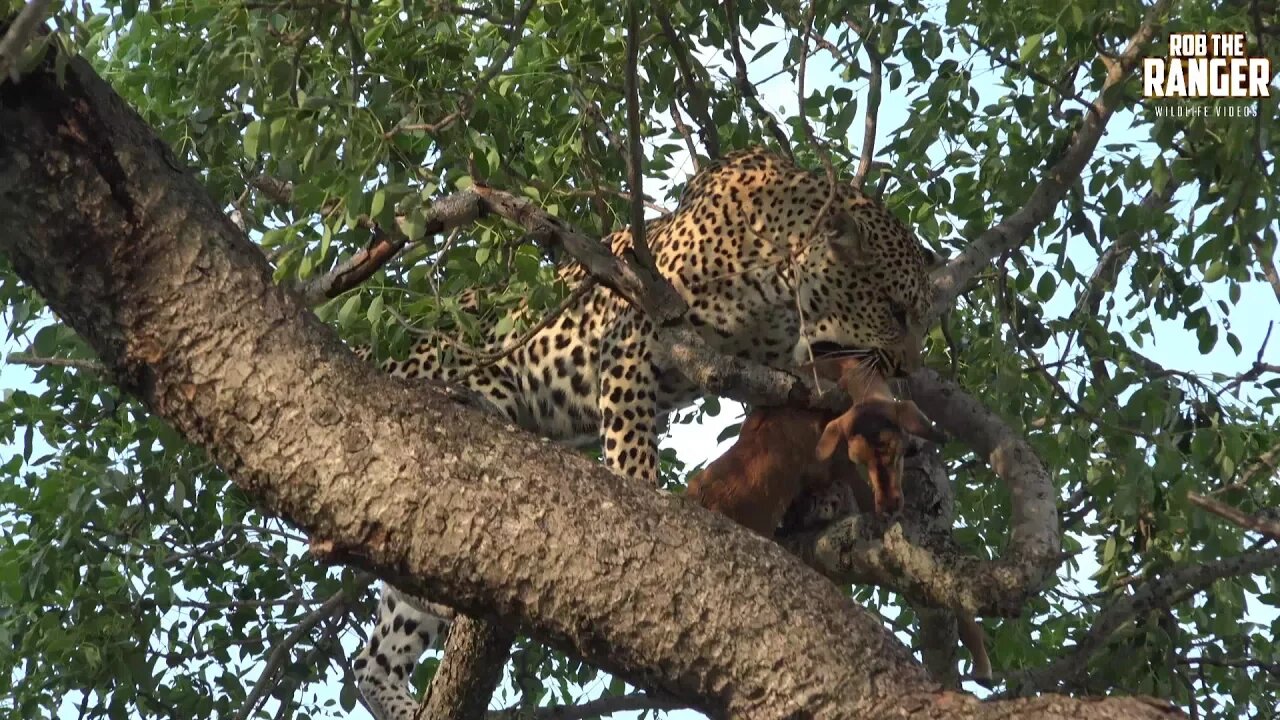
920 245 948 274
825 211 875 268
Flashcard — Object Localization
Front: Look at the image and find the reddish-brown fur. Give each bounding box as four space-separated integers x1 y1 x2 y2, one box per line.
684 356 862 536
686 355 947 530
813 387 948 516
685 356 991 684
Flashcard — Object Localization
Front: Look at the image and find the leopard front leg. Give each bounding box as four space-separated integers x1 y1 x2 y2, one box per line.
598 321 661 487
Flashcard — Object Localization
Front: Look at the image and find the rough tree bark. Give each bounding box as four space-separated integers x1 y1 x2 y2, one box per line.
0 29 1182 720
417 616 516 720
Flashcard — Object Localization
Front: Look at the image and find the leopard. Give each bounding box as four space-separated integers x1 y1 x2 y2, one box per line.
349 147 941 719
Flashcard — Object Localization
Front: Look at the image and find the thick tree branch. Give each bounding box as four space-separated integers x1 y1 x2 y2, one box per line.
417 617 516 720
0 37 1178 720
301 172 1060 623
929 0 1175 320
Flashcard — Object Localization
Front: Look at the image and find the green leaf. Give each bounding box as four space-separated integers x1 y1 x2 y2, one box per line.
340 681 358 712
1018 34 1043 64
31 325 60 357
493 314 515 338
244 120 265 159
1226 332 1242 355
1036 273 1056 302
1203 261 1227 283
401 208 428 242
337 295 362 330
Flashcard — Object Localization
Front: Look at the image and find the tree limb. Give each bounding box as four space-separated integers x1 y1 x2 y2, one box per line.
1187 492 1280 542
467 185 687 325
293 196 483 305
785 368 1061 618
417 617 517 720
928 0 1176 321
846 19 883 190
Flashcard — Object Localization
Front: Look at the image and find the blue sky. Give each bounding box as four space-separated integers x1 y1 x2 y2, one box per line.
3 4 1277 719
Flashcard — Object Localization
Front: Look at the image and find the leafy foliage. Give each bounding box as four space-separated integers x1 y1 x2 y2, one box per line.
1 0 1278 717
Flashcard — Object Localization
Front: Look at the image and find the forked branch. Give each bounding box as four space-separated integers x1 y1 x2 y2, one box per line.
929 0 1177 320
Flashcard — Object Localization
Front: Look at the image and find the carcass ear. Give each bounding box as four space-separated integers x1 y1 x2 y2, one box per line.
894 401 948 444
815 412 854 461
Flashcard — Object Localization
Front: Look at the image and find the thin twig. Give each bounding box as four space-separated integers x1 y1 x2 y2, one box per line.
6 353 106 373
961 29 1095 110
1248 233 1280 306
725 0 792 157
1178 655 1280 676
235 575 372 720
623 0 654 275
570 86 627 155
454 279 598 379
294 194 484 306
668 103 700 172
1188 492 1280 542
383 0 535 138
653 4 720 160
792 1 840 376
0 0 58 83
1001 546 1280 695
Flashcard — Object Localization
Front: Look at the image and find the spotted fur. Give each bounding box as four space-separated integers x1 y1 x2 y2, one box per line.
352 147 939 718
